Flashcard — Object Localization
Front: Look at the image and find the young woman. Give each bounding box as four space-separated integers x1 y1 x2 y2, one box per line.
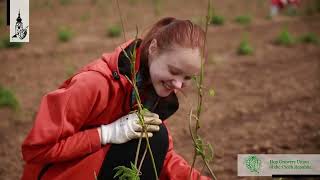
21 17 211 180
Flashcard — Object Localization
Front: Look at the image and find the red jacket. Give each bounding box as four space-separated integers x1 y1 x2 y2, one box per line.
21 40 211 180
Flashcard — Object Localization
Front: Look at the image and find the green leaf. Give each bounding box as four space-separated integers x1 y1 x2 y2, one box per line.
130 162 139 172
234 15 251 25
237 39 254 55
210 15 224 25
107 24 122 38
0 85 19 110
209 88 215 97
299 32 319 45
113 166 124 178
194 136 214 163
113 163 140 180
275 29 296 46
141 107 151 115
58 26 74 42
0 36 23 49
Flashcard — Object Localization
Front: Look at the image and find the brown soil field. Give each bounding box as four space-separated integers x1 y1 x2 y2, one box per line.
0 0 319 179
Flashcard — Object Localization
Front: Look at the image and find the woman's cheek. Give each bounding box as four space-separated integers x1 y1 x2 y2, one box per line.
155 71 170 82
182 80 192 88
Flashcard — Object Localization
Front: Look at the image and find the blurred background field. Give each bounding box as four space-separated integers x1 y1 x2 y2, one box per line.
0 0 319 179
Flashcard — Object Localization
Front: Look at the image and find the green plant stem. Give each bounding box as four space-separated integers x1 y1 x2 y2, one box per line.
188 108 198 179
115 3 158 179
127 78 159 180
116 0 126 41
134 136 143 166
123 43 159 179
189 146 198 180
138 143 148 171
189 109 217 180
189 1 218 180
204 159 217 180
145 130 159 179
196 0 210 131
188 108 197 180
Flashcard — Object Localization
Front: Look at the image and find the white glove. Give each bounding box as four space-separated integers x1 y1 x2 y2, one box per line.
100 111 162 145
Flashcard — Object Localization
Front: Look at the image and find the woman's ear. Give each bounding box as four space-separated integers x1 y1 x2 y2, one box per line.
148 39 158 58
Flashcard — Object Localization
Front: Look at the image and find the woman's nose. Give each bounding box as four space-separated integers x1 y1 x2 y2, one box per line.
171 79 183 89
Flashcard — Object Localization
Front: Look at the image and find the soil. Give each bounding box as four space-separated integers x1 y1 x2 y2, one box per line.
0 0 319 179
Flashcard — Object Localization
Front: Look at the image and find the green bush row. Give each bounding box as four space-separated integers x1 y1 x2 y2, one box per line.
210 14 252 26
0 85 19 110
237 30 319 56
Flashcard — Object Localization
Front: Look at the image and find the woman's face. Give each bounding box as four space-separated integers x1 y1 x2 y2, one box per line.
148 39 202 97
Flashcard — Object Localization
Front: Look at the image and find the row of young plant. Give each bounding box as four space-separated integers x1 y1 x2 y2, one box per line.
210 14 251 26
0 23 122 48
29 0 162 38
31 0 162 15
238 30 319 55
0 85 19 110
1 0 320 48
0 30 318 108
57 24 123 42
209 1 320 26
1 25 318 53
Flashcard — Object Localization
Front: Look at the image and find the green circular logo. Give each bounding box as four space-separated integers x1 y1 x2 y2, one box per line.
245 155 262 174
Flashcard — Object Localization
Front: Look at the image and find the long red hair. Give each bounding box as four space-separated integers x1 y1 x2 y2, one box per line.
140 17 206 64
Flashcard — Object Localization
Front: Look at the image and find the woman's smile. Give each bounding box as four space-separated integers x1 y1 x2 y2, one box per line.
162 81 173 91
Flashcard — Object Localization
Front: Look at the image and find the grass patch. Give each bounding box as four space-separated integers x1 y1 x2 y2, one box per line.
66 65 77 77
299 32 319 45
152 0 162 15
265 14 273 20
303 0 320 16
128 0 138 5
234 15 251 25
0 36 23 49
284 6 299 17
59 0 72 5
275 29 296 46
44 1 53 9
209 7 224 26
210 15 225 25
58 26 74 42
304 4 317 16
106 24 122 38
80 13 90 22
0 85 19 110
237 38 254 55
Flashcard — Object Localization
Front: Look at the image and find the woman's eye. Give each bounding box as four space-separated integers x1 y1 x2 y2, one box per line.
169 69 180 75
184 76 192 81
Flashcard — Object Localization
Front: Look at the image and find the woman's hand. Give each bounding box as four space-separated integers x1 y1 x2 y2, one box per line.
99 111 162 145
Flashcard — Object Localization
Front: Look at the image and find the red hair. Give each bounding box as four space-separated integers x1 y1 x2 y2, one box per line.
140 17 206 63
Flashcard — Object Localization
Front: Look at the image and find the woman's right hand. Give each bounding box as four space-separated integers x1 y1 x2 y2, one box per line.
99 111 162 145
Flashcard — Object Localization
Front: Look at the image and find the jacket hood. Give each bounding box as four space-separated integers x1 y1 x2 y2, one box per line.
101 39 141 80
73 39 180 120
